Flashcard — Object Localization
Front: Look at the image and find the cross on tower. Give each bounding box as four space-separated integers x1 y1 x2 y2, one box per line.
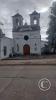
16 9 19 13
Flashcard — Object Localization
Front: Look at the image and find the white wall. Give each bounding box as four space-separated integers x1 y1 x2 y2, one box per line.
13 31 40 38
0 38 1 59
1 37 13 59
13 30 41 55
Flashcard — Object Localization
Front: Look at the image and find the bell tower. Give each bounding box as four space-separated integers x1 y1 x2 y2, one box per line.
30 10 40 26
12 13 23 31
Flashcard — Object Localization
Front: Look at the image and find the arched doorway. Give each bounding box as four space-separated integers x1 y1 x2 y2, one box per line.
23 44 30 55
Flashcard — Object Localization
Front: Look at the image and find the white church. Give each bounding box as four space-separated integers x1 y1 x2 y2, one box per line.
0 10 41 59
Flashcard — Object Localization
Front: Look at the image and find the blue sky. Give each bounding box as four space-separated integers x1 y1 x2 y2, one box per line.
0 0 55 40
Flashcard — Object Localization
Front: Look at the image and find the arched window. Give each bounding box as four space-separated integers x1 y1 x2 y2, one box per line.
34 19 37 25
18 22 19 26
4 46 7 56
17 44 19 52
16 18 18 23
12 47 14 54
16 19 19 26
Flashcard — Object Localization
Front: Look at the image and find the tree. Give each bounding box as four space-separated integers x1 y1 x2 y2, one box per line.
47 1 56 53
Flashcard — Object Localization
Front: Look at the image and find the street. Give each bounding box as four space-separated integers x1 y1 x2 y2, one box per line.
0 64 56 100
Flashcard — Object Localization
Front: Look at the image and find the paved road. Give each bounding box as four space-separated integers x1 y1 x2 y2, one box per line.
0 65 56 100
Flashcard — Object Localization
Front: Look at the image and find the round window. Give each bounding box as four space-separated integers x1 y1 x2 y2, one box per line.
24 35 29 41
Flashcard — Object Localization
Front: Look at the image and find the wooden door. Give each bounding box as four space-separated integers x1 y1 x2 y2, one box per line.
23 45 30 55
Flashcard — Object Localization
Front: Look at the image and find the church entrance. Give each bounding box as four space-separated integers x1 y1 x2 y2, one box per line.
23 45 30 55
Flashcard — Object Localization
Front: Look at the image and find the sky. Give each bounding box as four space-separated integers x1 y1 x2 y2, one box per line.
0 0 55 40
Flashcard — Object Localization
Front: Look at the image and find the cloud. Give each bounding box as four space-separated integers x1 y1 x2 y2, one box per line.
0 0 55 39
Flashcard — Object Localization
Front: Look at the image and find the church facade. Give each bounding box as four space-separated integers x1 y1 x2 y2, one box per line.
0 10 41 59
12 10 41 56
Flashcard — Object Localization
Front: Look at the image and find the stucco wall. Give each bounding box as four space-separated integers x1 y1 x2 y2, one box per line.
1 37 13 59
13 30 41 55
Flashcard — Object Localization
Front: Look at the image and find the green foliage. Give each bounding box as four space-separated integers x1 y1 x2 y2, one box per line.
47 1 56 53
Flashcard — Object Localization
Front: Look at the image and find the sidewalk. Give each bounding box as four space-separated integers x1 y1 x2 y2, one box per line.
0 58 56 65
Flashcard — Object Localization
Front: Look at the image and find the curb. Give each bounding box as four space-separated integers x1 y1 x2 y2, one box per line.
0 63 56 66
0 59 56 66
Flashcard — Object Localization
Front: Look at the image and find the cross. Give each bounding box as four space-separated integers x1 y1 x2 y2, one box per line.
34 7 36 11
16 9 19 14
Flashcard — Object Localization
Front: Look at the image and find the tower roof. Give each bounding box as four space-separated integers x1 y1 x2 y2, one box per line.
12 13 23 18
30 10 39 15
